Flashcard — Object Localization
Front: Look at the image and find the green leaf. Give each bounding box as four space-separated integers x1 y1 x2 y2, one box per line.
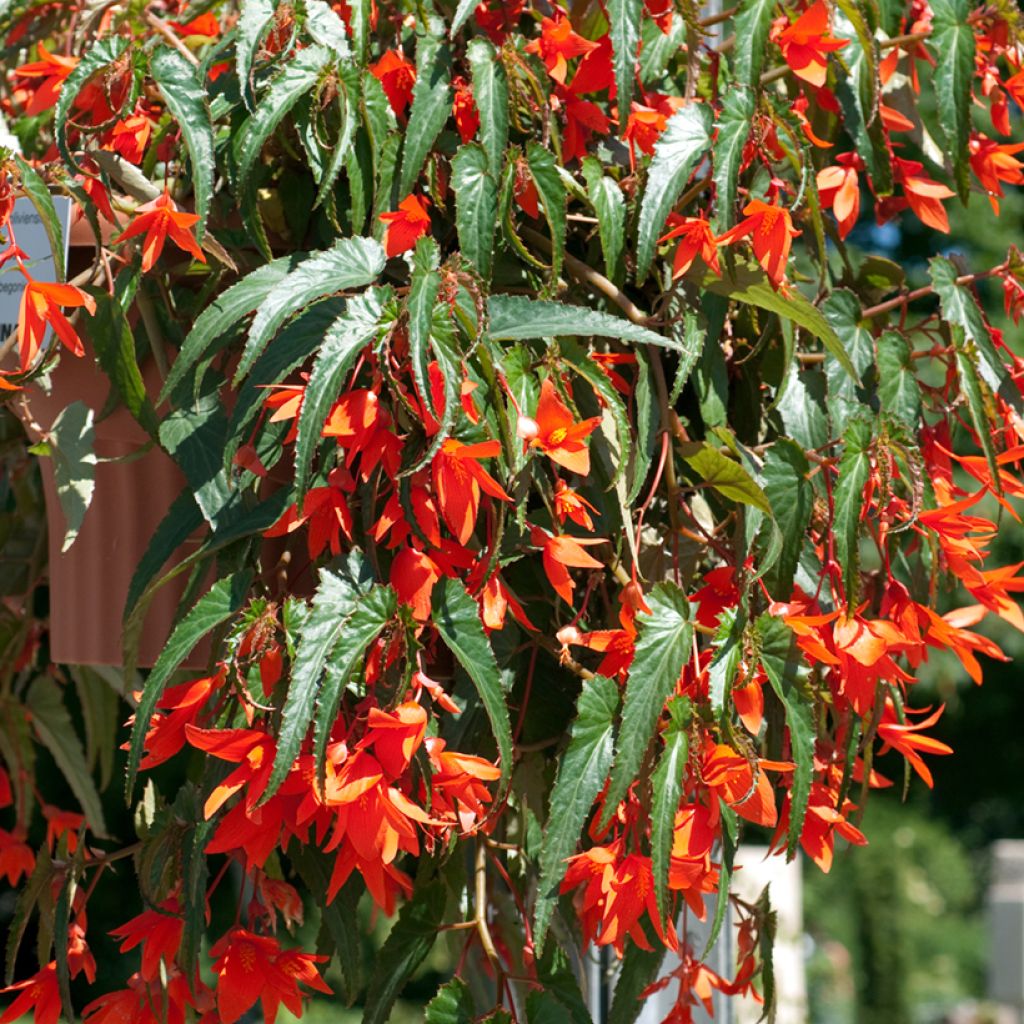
603 582 692 822
777 363 829 450
651 713 688 924
758 614 814 856
236 45 333 195
929 256 1015 406
88 291 159 438
450 0 478 36
237 0 277 109
876 330 921 426
702 803 736 958
126 571 253 795
608 942 665 1024
361 879 446 1024
408 237 442 423
712 89 754 230
761 439 812 599
71 666 120 791
238 235 385 381
608 0 642 122
150 48 215 240
732 0 776 88
163 254 302 401
432 579 513 780
14 157 65 281
5 846 51 984
54 36 129 169
26 678 106 837
636 103 713 283
833 416 873 607
265 558 376 798
705 264 854 377
679 441 771 513
823 289 875 433
311 586 396 783
425 978 475 1024
400 34 452 196
534 674 619 951
315 69 358 210
931 0 975 202
452 143 498 279
487 294 674 348
582 156 626 284
47 401 97 554
467 39 508 176
294 288 385 497
707 606 744 717
526 141 566 284
53 837 84 1024
955 341 1000 494
303 0 351 54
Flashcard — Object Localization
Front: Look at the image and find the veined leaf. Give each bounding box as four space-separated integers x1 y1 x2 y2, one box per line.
162 254 303 401
758 614 814 856
265 558 376 799
679 441 771 514
362 880 446 1024
450 0 478 36
236 45 333 195
425 978 475 1024
608 943 666 1024
487 294 674 348
833 416 873 607
399 34 452 196
823 288 875 433
293 287 385 497
731 0 776 88
761 439 812 599
126 571 254 795
237 0 276 109
46 400 96 553
27 678 106 837
303 0 351 54
636 103 713 283
712 89 754 230
582 157 626 284
534 674 619 951
955 341 1000 495
877 330 921 426
931 0 975 201
452 143 498 280
5 846 51 985
150 48 215 240
608 0 642 123
603 582 692 823
705 264 854 377
238 235 385 381
408 237 442 423
526 142 566 284
54 36 129 169
14 157 66 281
467 39 508 175
651 712 689 924
432 579 513 781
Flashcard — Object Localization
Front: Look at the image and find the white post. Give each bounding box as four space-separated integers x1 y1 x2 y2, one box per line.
988 840 1024 1024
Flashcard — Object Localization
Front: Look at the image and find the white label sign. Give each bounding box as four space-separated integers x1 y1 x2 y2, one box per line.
0 195 74 344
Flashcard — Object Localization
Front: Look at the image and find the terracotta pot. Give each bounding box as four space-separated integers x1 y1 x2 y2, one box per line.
14 344 208 669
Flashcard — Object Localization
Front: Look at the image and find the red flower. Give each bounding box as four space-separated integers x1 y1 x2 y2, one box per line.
530 525 606 604
525 9 598 84
623 103 667 168
716 198 801 290
16 274 96 371
432 438 512 545
452 76 480 144
659 213 721 279
110 900 184 981
969 133 1024 214
0 963 60 1024
369 49 416 117
113 190 205 272
876 700 952 788
554 478 598 530
771 0 849 88
12 44 77 116
380 194 431 257
519 377 602 476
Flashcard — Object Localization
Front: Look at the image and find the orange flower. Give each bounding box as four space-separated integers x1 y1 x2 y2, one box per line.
876 699 952 788
105 111 152 165
530 525 605 604
519 377 602 476
772 0 849 88
659 213 721 279
816 153 862 239
184 725 277 818
209 929 330 1024
369 49 416 117
17 275 96 372
700 739 780 828
380 194 431 257
432 438 512 544
623 103 667 169
359 700 428 779
892 157 954 233
717 198 801 290
524 10 598 84
114 190 205 272
775 781 867 872
390 546 441 622
554 478 598 530
13 44 77 116
969 133 1024 214
0 963 60 1024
